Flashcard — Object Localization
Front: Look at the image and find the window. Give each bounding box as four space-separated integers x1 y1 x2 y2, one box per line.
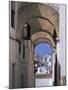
11 10 15 28
23 23 31 40
19 42 21 54
23 45 25 59
11 1 15 28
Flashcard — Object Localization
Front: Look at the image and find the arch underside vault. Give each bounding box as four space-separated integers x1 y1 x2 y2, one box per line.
31 31 55 48
17 3 59 40
15 2 59 88
9 1 66 89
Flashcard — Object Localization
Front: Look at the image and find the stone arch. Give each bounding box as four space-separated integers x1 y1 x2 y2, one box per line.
28 17 55 35
31 31 55 47
17 3 59 39
33 37 53 49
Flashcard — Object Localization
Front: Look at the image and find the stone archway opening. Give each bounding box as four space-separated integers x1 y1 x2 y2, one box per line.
31 30 56 87
9 2 65 89
33 42 53 87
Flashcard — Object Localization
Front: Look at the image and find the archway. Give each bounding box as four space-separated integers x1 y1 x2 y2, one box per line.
34 42 53 87
18 3 59 87
9 2 63 88
30 30 56 87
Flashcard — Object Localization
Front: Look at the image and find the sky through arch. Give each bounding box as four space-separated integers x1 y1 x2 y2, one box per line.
34 43 53 57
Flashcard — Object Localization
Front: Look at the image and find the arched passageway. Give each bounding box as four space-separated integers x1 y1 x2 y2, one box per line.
30 30 56 87
34 42 53 87
9 1 64 89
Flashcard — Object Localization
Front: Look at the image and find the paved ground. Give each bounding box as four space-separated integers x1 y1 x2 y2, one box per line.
35 78 53 87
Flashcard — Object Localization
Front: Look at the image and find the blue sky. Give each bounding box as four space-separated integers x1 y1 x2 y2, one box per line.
34 43 52 56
